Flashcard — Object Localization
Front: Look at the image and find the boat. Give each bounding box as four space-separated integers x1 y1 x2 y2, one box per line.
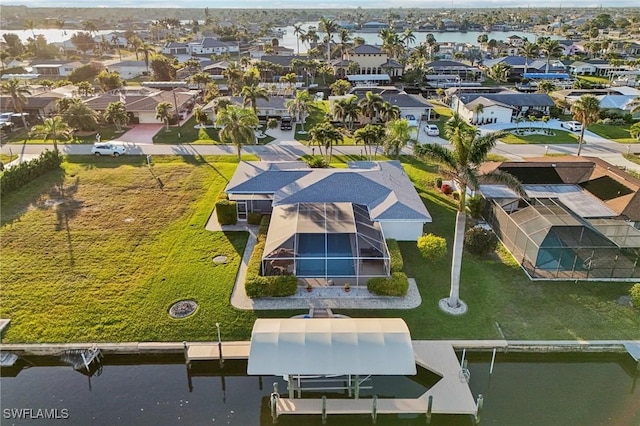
0 352 18 367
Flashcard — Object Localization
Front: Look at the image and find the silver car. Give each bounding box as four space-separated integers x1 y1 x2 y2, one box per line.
91 143 126 156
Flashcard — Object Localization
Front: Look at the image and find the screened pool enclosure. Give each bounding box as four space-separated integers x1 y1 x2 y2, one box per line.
262 203 390 281
486 199 640 280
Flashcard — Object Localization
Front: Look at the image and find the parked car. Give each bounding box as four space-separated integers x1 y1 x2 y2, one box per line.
561 121 582 132
280 116 293 130
404 114 418 127
424 124 440 136
91 143 126 156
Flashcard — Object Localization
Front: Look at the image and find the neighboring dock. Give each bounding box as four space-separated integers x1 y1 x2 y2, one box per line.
184 341 250 365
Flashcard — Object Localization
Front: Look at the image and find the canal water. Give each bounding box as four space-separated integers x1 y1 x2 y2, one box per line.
1 352 638 425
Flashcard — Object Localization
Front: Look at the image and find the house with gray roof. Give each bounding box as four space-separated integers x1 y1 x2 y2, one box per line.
333 44 405 78
454 92 555 124
188 38 239 56
226 160 432 279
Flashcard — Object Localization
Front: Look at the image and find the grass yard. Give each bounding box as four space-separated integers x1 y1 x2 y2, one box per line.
0 155 261 343
577 75 611 85
588 123 637 143
2 153 638 343
153 116 275 145
3 124 126 145
500 129 579 144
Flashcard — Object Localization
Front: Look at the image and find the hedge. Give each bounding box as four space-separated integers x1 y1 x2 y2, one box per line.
245 215 297 298
1 150 62 194
215 199 237 225
630 283 640 308
465 227 498 256
367 238 409 296
247 212 262 225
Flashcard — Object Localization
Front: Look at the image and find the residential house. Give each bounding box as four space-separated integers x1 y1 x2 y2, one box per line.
0 95 59 122
249 44 294 59
478 157 640 280
453 91 555 124
225 160 432 280
188 38 239 56
506 35 526 48
162 41 189 55
205 96 290 121
108 60 148 79
30 60 85 77
426 60 482 81
332 44 404 78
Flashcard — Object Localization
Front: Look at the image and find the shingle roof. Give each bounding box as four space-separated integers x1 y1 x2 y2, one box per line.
226 161 431 222
460 93 555 107
353 44 382 54
258 55 307 67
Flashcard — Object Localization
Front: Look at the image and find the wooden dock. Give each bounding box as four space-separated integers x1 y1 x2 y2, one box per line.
274 341 479 419
185 341 250 363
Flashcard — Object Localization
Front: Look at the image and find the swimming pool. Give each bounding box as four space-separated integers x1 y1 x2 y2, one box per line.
296 233 355 277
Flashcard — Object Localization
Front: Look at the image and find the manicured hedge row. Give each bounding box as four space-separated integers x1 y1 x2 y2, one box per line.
215 199 237 225
245 215 297 298
1 150 62 194
367 239 409 297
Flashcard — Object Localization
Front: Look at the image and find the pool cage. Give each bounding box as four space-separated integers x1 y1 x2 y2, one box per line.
485 198 640 280
261 203 390 284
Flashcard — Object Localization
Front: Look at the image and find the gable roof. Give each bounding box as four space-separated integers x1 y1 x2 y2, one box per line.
226 161 431 222
460 93 555 107
353 44 383 54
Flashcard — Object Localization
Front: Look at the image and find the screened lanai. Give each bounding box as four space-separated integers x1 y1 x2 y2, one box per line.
262 203 390 281
486 198 640 280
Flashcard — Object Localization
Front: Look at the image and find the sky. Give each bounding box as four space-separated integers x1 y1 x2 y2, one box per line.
1 0 638 8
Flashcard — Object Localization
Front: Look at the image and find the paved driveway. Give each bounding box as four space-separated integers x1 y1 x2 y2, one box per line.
116 124 165 144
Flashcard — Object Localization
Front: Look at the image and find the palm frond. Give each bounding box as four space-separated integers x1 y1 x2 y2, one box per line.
483 170 527 198
413 143 457 170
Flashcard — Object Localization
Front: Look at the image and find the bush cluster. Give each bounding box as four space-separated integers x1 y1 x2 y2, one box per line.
247 212 262 225
417 234 447 261
245 215 297 298
464 227 498 256
215 199 237 225
367 239 409 297
1 150 62 194
307 156 328 168
630 283 640 308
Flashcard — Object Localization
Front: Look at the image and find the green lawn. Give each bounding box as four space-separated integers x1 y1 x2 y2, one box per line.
154 116 275 145
3 124 127 145
294 101 328 143
577 75 611 85
500 129 579 144
1 154 638 343
588 123 637 143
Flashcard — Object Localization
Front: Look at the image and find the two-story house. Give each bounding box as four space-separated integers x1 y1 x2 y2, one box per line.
331 44 404 78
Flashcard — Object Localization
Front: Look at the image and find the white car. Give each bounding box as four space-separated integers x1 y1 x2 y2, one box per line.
404 114 419 127
424 124 440 136
561 121 583 132
91 143 126 156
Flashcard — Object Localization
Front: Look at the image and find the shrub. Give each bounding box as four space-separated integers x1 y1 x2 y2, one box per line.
247 212 262 225
465 227 498 256
434 177 443 188
630 283 640 308
245 215 297 298
368 272 409 296
0 150 61 194
417 234 447 261
215 199 237 225
466 195 484 219
386 239 404 272
307 156 328 168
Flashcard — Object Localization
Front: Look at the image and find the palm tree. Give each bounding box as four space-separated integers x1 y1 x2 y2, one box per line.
627 97 640 114
155 101 174 130
537 80 556 94
76 81 94 97
378 101 400 122
138 43 154 73
334 96 361 131
359 91 384 124
402 29 416 48
520 41 539 75
413 113 524 314
338 28 352 59
223 62 243 96
24 19 37 38
425 33 438 60
104 101 129 132
309 121 343 162
193 105 208 127
384 119 411 159
538 38 563 74
285 90 313 134
215 105 259 160
293 24 306 55
488 62 512 83
1 78 31 129
190 72 212 91
29 116 72 152
319 17 339 63
354 124 385 159
111 34 122 60
129 36 143 61
473 103 485 125
241 85 269 115
571 95 601 156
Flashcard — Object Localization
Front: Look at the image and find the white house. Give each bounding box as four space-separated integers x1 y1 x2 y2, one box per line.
107 60 148 79
188 38 239 56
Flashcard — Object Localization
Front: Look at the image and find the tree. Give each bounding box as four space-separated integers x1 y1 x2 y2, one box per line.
285 90 313 134
95 70 123 92
334 96 361 131
359 91 384 124
379 101 400 122
203 82 220 104
223 62 243 95
330 79 351 96
630 122 640 141
537 80 556 94
215 105 259 160
29 116 72 152
104 101 129 132
1 78 31 128
155 101 175 130
76 81 95 97
138 43 155 72
538 38 563 74
241 84 269 115
354 123 385 159
190 72 212 91
488 62 512 83
150 56 176 81
338 28 352 58
413 113 524 314
571 95 600 156
384 119 411 159
63 101 99 131
70 32 95 57
309 121 342 162
627 97 640 114
319 17 339 63
417 234 447 261
193 105 208 127
520 41 539 75
293 23 306 55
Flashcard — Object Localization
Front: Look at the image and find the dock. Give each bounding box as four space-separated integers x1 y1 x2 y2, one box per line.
273 341 480 420
184 341 250 364
624 342 640 369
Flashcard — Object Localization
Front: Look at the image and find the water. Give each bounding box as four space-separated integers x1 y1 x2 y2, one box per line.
1 352 638 425
2 29 116 44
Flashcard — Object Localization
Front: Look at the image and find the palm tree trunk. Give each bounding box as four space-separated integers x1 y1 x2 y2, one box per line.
237 143 242 161
577 128 585 156
448 210 466 308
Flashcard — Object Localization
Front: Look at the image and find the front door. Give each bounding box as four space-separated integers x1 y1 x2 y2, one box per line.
237 201 247 221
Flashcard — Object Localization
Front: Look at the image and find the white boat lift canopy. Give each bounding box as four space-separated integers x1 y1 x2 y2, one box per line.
247 318 416 376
